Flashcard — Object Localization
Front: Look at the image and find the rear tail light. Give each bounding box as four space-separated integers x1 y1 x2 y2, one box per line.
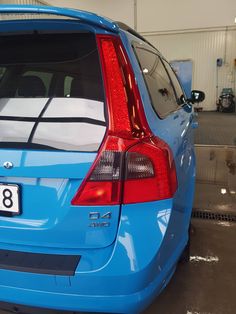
126 152 154 179
72 150 123 206
123 138 177 204
71 35 177 206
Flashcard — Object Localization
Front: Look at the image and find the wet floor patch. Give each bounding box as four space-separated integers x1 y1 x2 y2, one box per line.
194 145 236 214
144 219 236 314
190 255 219 263
195 112 236 146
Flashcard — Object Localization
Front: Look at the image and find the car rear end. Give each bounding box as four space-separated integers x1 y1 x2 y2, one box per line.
0 5 186 314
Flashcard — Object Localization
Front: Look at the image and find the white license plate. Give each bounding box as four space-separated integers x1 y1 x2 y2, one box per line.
0 184 20 215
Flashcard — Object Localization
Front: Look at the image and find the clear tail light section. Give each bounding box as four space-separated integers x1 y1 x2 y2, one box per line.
123 137 177 204
71 35 177 206
71 149 124 206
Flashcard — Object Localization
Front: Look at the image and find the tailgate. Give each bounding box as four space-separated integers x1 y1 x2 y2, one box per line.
0 31 120 249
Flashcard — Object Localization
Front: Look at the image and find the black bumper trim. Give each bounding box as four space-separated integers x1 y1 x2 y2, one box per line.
0 249 81 276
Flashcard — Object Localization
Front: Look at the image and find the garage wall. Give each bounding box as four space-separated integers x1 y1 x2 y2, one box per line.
44 0 135 28
0 0 47 4
45 0 236 31
144 28 236 110
137 0 236 32
0 0 49 20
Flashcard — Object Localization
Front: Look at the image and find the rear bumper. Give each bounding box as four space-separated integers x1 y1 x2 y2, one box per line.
0 263 177 314
0 199 188 313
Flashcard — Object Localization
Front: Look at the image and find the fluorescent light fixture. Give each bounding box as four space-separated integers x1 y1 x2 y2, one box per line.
221 188 227 195
235 17 236 23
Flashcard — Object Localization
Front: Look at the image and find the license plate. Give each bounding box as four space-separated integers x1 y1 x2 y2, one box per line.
0 184 20 215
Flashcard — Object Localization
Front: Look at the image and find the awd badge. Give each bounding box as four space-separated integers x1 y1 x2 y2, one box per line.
89 212 112 228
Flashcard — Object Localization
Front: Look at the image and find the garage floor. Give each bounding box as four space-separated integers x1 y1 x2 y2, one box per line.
144 218 236 314
194 145 236 213
195 112 236 146
0 111 236 314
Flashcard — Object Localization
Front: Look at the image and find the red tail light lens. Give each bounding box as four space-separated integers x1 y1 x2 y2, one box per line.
71 150 123 206
71 137 177 205
71 35 177 206
97 34 151 139
123 138 177 204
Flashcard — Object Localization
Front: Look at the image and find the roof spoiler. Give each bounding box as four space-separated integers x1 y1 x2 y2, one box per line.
0 4 119 33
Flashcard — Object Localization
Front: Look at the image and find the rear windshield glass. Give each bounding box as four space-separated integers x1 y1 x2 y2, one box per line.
0 33 106 152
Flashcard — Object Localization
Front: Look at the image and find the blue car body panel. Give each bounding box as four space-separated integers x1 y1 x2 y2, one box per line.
0 5 196 313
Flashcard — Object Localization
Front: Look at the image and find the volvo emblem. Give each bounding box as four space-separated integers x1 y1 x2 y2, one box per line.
3 161 13 169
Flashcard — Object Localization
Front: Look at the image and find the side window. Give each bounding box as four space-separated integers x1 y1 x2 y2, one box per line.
134 47 179 118
163 60 185 103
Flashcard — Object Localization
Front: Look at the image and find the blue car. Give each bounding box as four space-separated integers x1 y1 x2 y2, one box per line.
0 5 205 314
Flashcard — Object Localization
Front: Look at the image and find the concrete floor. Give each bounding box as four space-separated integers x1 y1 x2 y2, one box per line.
194 145 236 213
144 218 236 314
195 112 236 146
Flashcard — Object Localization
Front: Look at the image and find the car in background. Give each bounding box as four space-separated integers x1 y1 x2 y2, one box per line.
0 5 205 314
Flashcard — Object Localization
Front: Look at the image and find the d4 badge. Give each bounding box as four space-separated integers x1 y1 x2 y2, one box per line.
88 212 112 228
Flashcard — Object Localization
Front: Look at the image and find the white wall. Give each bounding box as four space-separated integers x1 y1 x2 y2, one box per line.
137 0 236 32
45 0 236 32
0 0 47 4
45 0 135 28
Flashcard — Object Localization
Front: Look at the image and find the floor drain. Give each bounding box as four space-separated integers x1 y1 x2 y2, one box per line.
192 210 236 222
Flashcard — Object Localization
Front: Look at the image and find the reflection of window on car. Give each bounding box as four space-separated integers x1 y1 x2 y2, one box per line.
134 47 179 118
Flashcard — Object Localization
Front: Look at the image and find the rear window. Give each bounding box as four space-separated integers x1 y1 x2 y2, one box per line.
0 33 106 152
